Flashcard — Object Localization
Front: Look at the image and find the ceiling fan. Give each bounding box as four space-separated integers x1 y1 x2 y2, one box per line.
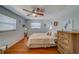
23 8 44 17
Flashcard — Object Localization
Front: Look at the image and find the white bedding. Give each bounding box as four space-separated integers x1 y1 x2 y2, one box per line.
26 33 56 48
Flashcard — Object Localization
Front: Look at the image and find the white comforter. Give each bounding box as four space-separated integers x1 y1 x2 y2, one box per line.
27 33 56 48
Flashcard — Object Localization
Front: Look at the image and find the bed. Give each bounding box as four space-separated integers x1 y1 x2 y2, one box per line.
26 33 56 48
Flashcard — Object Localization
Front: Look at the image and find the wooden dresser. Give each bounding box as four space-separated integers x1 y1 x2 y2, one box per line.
57 31 79 54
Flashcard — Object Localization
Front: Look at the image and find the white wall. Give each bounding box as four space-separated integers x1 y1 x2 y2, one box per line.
0 6 25 48
53 6 79 31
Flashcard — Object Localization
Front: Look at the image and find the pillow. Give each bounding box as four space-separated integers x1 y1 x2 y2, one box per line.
51 31 57 39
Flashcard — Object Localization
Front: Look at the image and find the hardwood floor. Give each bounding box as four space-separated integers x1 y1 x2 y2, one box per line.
5 37 60 54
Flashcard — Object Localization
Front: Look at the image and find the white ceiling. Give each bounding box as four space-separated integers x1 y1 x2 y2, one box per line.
3 5 68 20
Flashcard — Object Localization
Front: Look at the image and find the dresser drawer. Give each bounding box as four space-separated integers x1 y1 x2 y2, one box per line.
57 44 64 53
58 33 65 38
63 39 69 44
58 34 71 42
58 38 69 44
57 42 70 53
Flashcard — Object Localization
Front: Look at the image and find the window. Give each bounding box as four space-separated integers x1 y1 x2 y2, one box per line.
0 13 16 32
31 23 41 28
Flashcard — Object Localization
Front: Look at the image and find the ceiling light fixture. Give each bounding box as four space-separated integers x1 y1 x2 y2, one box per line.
32 13 37 17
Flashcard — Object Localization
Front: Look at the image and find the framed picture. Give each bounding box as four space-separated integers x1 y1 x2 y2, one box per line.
54 21 58 26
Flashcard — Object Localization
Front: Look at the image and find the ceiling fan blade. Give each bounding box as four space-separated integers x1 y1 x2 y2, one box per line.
36 13 44 16
26 14 32 16
32 9 36 13
23 9 33 13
